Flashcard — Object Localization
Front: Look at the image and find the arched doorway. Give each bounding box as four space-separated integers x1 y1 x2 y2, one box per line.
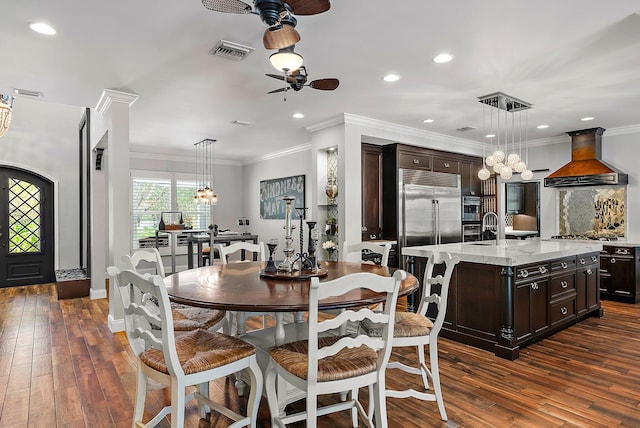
0 166 55 287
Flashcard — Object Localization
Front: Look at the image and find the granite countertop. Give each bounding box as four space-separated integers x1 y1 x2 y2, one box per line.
402 239 603 266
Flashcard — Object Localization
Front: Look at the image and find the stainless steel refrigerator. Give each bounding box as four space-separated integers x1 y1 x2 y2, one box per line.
398 169 462 250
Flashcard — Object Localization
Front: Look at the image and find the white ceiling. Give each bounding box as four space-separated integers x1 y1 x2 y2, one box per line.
2 0 640 163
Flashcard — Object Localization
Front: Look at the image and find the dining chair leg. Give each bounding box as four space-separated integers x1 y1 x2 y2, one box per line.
418 343 430 389
170 381 186 428
197 382 210 418
133 366 147 427
264 361 280 427
372 377 388 428
350 388 358 427
306 392 318 428
246 357 263 428
430 341 447 421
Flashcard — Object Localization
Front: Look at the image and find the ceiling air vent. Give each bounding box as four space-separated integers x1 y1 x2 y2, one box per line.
209 40 255 61
456 126 476 132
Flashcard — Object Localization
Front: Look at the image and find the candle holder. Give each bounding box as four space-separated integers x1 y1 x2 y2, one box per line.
277 196 297 273
265 239 278 273
307 221 318 271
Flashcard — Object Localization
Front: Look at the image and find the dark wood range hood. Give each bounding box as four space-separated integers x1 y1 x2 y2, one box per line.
544 127 628 187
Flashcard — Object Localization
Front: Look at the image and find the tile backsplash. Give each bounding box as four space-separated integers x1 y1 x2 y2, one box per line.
558 186 626 237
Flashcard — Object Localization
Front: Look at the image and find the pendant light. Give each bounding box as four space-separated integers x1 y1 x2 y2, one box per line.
194 139 218 205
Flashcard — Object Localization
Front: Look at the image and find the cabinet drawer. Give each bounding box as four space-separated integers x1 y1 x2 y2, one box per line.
550 256 576 274
398 152 432 170
611 246 636 257
550 273 575 299
515 262 549 282
577 252 599 267
549 297 576 327
432 157 460 174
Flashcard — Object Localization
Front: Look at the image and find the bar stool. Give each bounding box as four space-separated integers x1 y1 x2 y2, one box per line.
187 235 210 269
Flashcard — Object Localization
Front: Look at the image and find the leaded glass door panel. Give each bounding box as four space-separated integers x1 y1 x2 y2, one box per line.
0 166 54 287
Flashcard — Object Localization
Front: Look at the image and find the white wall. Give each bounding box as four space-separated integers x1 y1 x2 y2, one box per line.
243 148 312 252
0 97 84 270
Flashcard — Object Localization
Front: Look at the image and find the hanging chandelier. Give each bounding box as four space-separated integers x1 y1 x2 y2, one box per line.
194 138 218 205
0 94 15 138
477 92 533 181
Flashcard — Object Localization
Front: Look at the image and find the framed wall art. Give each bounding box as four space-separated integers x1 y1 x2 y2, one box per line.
260 174 305 219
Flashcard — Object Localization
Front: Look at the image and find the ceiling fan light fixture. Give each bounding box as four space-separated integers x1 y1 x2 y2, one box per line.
263 23 300 50
270 47 303 72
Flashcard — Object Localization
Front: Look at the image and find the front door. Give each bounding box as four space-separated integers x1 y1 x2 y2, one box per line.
0 166 55 287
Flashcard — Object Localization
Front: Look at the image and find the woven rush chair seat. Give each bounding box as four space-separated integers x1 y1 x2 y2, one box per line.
140 329 256 375
171 304 226 332
362 312 434 338
269 336 377 382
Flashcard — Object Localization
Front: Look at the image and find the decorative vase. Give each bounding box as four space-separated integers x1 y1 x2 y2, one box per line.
325 177 338 203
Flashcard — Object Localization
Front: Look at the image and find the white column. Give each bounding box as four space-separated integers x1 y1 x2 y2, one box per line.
93 89 138 332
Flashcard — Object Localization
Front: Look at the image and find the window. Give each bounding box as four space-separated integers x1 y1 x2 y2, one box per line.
131 171 210 251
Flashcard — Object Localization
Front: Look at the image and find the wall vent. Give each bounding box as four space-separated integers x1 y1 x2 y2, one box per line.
209 40 255 61
456 126 476 132
14 88 43 98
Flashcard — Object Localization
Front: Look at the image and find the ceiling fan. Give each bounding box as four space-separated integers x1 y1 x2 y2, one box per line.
266 66 339 97
202 0 331 50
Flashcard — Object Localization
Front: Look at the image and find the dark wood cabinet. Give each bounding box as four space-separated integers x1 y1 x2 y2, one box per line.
576 253 600 316
514 276 548 342
361 144 383 241
600 245 639 303
432 156 460 174
461 162 481 196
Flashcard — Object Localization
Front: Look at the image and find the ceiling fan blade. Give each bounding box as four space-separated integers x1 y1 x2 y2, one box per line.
310 78 339 90
201 0 252 14
268 87 288 94
285 0 330 15
263 24 301 50
266 73 297 83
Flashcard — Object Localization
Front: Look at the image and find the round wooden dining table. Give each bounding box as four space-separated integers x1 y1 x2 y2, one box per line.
164 260 418 344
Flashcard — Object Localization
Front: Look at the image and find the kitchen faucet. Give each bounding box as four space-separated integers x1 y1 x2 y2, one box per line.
482 212 499 241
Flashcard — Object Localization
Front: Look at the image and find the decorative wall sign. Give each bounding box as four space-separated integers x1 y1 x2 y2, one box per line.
260 174 305 219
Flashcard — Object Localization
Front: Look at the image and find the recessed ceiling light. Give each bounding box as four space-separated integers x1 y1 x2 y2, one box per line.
292 113 304 119
29 22 56 35
383 74 400 82
537 124 549 129
423 119 434 123
433 53 453 64
485 134 496 138
581 116 595 121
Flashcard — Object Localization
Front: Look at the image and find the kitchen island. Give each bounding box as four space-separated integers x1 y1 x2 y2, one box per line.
403 239 603 360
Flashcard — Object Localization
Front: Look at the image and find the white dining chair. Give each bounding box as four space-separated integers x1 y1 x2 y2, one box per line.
109 267 262 428
341 241 392 267
362 250 459 422
265 270 405 428
122 248 226 333
216 241 270 335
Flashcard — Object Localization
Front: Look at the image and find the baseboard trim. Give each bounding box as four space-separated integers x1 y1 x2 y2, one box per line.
90 288 107 300
108 314 125 333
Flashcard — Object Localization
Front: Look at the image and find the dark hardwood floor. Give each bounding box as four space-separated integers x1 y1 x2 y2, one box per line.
1 283 639 427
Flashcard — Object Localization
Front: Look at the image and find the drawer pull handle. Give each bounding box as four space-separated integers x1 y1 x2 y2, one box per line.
531 282 538 290
413 159 420 164
579 258 585 265
561 307 568 315
539 266 548 274
591 256 598 262
370 234 377 240
444 162 450 168
561 262 567 269
561 280 568 288
520 270 529 278
586 268 593 275
615 249 629 255
611 258 616 264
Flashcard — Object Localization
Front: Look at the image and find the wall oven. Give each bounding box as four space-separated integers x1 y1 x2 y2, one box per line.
462 223 482 242
462 196 481 221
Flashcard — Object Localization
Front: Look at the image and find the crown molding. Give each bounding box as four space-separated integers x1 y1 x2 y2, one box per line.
605 124 640 136
129 151 242 166
96 89 138 114
244 143 312 166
